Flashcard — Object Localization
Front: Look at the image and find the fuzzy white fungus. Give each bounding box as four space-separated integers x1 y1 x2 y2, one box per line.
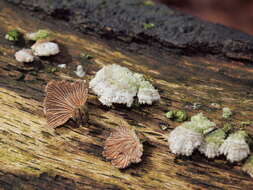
57 64 66 69
74 65 85 77
15 49 34 63
168 125 203 156
89 64 160 107
219 130 250 162
199 128 226 158
168 113 216 156
31 42 59 56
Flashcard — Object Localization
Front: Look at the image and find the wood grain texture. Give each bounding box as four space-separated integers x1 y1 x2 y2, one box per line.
0 2 253 190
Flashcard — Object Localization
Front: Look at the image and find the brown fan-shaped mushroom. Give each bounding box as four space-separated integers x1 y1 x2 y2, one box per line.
43 80 89 128
102 126 143 169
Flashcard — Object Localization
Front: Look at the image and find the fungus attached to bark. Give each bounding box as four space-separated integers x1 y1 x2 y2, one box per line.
43 80 89 128
199 124 231 159
89 64 160 107
219 130 250 162
31 41 60 56
103 126 143 169
74 65 85 77
168 113 216 156
57 64 66 69
15 49 34 63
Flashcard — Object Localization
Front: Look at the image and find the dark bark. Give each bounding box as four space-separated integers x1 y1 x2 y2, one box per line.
6 0 253 62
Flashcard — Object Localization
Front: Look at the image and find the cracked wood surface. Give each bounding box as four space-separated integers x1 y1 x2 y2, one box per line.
0 1 253 190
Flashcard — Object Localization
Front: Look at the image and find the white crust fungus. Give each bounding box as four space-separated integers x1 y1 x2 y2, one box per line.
74 65 85 77
168 113 216 156
89 64 160 107
199 128 226 158
31 41 59 56
219 130 250 162
15 49 34 63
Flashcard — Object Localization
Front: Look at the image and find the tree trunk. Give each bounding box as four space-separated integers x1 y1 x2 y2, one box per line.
0 1 253 190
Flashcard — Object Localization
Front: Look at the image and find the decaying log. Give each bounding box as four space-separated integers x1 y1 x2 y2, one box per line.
0 1 253 190
7 0 253 62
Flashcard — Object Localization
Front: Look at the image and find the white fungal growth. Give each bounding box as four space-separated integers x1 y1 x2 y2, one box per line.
15 49 34 63
31 42 59 56
137 76 160 104
57 64 66 69
89 64 160 107
199 128 226 158
199 142 220 159
74 65 85 77
219 130 250 162
168 125 203 156
168 113 216 156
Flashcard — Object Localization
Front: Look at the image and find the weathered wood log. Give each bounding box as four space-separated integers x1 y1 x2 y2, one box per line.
0 1 253 190
7 0 253 62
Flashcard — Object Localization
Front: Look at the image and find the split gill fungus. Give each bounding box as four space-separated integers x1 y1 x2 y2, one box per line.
43 80 89 128
103 126 143 169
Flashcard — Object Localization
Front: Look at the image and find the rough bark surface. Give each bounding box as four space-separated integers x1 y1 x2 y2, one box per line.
7 0 253 62
0 1 253 190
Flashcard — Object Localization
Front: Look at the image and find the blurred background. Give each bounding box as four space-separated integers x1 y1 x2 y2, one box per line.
156 0 253 35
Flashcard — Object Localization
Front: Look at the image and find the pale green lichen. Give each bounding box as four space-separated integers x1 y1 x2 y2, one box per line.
26 29 50 41
165 111 174 119
242 155 253 178
165 110 188 122
143 23 155 30
222 107 232 119
5 29 21 41
187 113 216 134
223 123 233 131
229 130 249 140
45 65 58 73
143 0 154 6
240 120 251 127
198 124 232 158
204 129 226 145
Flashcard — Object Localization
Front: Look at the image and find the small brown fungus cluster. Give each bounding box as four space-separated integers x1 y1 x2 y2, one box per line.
43 80 144 169
43 80 89 128
102 126 143 169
